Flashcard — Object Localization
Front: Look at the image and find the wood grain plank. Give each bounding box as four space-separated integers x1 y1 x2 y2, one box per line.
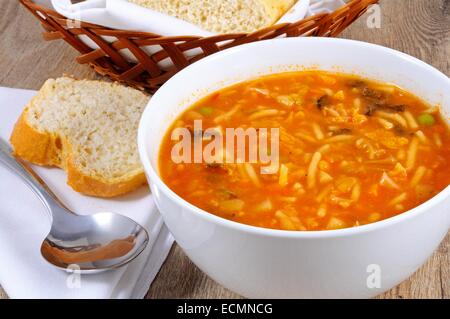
145 245 242 299
0 0 448 299
0 288 8 299
439 234 450 299
376 234 449 299
340 0 450 77
0 0 100 89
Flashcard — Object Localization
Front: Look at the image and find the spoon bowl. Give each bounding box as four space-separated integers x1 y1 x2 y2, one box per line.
41 211 149 273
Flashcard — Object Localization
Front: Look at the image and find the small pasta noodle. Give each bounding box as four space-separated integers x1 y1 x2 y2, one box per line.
307 152 322 189
406 137 419 170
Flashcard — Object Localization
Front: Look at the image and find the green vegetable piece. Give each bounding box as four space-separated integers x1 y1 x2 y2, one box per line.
417 113 435 126
199 107 213 116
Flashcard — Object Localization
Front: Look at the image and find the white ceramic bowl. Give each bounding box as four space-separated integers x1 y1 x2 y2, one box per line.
138 38 450 298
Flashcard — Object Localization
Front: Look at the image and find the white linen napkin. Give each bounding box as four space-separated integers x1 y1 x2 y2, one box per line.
309 0 348 15
44 0 351 37
49 0 311 36
0 87 174 299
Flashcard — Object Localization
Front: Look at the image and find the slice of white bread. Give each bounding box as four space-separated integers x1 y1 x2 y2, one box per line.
10 77 150 198
128 0 297 34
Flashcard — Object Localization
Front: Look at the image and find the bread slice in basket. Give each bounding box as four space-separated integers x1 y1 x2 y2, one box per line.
129 0 297 34
10 77 150 198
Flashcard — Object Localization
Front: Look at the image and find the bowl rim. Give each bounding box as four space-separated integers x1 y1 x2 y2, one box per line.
138 37 450 239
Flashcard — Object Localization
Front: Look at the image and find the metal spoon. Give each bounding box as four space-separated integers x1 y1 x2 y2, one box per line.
0 138 149 273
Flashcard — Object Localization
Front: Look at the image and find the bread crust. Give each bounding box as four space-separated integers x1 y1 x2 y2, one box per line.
10 107 147 198
10 110 61 167
66 158 147 198
261 0 297 23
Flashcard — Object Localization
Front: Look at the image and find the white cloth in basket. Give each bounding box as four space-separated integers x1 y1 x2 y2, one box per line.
35 0 348 67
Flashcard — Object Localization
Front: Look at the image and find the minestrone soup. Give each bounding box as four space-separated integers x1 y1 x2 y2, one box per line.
159 71 450 231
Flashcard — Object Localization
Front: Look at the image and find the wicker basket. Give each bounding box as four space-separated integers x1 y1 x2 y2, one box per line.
20 0 379 92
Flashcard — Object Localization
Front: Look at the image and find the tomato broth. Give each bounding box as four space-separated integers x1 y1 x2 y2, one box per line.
159 71 450 231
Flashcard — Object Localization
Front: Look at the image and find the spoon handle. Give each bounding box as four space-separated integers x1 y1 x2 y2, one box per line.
0 137 67 214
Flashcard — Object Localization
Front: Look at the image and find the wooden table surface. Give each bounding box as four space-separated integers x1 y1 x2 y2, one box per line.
0 0 448 299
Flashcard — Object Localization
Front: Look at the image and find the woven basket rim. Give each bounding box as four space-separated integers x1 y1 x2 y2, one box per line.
21 0 375 39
